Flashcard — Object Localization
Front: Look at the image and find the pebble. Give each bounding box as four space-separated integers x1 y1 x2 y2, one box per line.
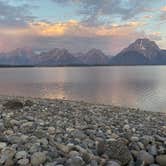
0 97 165 166
137 150 154 165
31 152 47 166
156 155 166 166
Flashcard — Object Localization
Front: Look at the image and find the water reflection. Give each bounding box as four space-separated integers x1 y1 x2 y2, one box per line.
0 66 166 112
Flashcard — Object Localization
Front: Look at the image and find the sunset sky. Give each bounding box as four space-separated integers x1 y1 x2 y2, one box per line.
0 0 166 55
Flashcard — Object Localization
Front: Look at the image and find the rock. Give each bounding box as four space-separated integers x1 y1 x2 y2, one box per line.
131 136 139 142
105 140 132 166
90 160 98 166
2 147 16 159
17 158 29 165
0 155 6 165
3 99 24 109
38 138 48 147
123 124 130 130
81 151 92 164
106 160 121 166
24 100 34 107
15 151 27 160
4 129 14 135
156 155 166 166
66 156 85 166
48 127 56 135
137 150 154 165
10 119 20 126
0 142 7 150
21 122 34 128
29 143 41 153
96 139 105 156
72 130 86 140
3 158 14 166
55 143 70 153
7 135 22 144
140 136 154 146
147 144 157 156
0 122 5 132
31 152 47 166
68 151 80 157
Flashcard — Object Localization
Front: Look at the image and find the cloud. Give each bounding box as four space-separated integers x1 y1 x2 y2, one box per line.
161 6 166 12
0 18 147 54
27 20 144 37
0 0 163 54
52 0 157 25
0 0 34 28
160 6 166 20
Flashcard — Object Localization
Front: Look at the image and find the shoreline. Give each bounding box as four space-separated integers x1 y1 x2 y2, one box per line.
0 96 166 166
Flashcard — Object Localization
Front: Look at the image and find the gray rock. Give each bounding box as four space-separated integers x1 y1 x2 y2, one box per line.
31 152 47 166
0 122 5 132
147 144 157 156
0 142 7 150
96 139 105 156
90 160 98 166
140 136 154 146
15 151 27 160
131 136 139 142
2 147 16 159
3 99 24 109
106 160 121 166
137 150 154 165
66 156 85 166
105 140 132 166
156 155 166 166
17 158 29 165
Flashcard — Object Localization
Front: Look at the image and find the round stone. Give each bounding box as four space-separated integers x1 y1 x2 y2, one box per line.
137 150 154 165
66 156 85 166
15 151 27 160
17 158 29 165
48 127 56 135
31 152 47 166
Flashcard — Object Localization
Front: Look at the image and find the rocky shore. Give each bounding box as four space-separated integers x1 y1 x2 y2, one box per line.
0 96 166 166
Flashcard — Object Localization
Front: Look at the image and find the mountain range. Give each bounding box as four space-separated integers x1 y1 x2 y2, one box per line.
0 38 166 66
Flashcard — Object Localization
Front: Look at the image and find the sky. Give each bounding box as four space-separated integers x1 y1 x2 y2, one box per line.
0 0 166 55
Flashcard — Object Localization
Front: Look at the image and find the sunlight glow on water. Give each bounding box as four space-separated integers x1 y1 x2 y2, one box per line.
0 66 166 112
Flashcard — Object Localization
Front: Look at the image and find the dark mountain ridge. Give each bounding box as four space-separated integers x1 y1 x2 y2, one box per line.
0 38 166 66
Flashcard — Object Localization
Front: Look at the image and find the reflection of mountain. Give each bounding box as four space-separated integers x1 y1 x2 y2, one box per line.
0 38 166 66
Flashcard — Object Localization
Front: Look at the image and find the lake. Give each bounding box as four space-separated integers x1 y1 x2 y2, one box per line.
0 66 166 112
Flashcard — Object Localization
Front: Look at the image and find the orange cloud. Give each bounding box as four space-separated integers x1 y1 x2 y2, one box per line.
0 19 144 39
0 19 146 53
27 20 143 38
29 20 79 36
161 6 166 12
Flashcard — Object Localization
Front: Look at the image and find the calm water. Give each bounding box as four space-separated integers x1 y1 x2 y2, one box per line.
0 66 166 112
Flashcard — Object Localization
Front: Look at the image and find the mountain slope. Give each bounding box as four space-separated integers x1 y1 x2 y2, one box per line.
110 38 166 65
36 48 82 66
78 49 109 65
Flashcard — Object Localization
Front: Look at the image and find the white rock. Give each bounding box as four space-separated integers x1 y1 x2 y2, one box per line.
0 142 7 150
48 127 56 134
